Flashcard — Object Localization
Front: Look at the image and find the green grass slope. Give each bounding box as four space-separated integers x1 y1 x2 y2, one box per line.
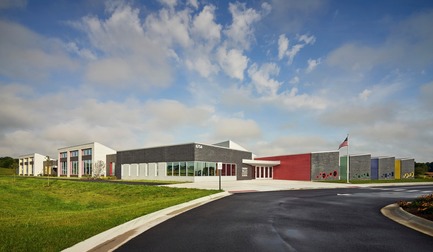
0 176 218 252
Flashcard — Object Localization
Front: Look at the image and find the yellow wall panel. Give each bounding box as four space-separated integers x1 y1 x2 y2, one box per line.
395 160 401 179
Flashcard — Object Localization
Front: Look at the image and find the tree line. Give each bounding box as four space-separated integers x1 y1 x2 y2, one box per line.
0 157 18 169
415 162 433 175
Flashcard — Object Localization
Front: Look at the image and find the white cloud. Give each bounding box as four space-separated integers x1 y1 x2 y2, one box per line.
255 135 330 156
277 33 315 64
64 42 97 60
188 0 198 9
185 57 219 78
224 2 269 50
216 46 249 80
192 5 221 44
278 87 328 110
277 34 289 60
213 117 261 141
297 34 316 45
289 76 300 84
0 20 77 81
358 89 372 101
306 58 321 73
159 0 177 9
74 3 173 89
0 83 215 157
145 8 191 48
248 62 282 96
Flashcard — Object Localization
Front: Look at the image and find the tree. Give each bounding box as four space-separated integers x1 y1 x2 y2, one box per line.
415 162 429 176
0 157 18 168
93 160 105 179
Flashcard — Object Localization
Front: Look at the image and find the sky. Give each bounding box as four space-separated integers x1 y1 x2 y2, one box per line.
0 0 432 162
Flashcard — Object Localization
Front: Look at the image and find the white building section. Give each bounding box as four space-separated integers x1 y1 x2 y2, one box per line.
57 142 116 178
18 153 46 176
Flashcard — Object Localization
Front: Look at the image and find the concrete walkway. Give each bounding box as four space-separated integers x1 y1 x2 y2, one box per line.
163 179 433 192
63 180 433 252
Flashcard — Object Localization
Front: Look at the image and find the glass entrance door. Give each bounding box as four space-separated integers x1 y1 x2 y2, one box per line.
255 166 273 179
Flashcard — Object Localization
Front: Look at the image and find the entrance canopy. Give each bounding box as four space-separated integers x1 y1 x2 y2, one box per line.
242 159 280 166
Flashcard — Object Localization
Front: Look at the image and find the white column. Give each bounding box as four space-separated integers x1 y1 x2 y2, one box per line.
78 150 82 178
67 153 70 178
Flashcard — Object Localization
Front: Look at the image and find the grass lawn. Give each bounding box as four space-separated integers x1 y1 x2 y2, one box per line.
0 167 15 175
0 176 219 252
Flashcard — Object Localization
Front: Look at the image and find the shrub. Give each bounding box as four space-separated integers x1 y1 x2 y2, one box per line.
399 194 433 215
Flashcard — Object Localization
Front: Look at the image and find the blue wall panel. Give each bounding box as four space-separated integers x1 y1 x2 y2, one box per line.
371 159 378 180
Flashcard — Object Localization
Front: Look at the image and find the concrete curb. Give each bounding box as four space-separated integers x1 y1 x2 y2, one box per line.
381 203 433 237
62 191 231 252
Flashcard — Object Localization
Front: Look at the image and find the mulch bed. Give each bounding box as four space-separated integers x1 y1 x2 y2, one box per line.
403 207 433 221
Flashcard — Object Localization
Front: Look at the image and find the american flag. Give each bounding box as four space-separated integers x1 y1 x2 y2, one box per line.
339 136 348 149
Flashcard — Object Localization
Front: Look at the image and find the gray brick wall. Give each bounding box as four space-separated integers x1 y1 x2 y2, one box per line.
401 158 415 179
349 154 371 180
378 157 395 179
311 151 339 181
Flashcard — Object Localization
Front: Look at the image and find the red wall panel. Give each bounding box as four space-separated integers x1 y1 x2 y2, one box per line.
257 153 311 181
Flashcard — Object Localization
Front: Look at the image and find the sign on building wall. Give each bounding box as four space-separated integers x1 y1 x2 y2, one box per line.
242 167 248 177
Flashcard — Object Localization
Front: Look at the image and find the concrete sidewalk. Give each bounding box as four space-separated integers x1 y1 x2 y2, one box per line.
63 180 433 252
162 179 433 192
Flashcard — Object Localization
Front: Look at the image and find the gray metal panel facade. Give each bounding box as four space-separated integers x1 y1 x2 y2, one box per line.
311 151 339 181
115 143 253 180
349 154 371 180
378 157 395 179
194 144 253 180
401 158 415 179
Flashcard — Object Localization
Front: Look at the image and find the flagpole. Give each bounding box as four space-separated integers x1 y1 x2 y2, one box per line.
346 134 350 184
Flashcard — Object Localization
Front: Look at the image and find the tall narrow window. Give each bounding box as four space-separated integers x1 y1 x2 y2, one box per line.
167 163 173 176
71 161 78 175
83 160 92 175
187 162 194 176
180 162 186 176
173 162 180 176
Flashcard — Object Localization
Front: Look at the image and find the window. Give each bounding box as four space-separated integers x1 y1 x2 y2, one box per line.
60 152 67 158
82 149 92 156
71 161 78 175
70 150 78 157
187 162 194 176
207 162 216 176
180 162 186 176
195 161 204 176
83 160 92 175
61 161 67 175
167 163 173 176
173 163 180 176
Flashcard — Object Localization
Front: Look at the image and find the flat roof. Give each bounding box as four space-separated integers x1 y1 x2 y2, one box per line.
243 159 281 166
118 141 252 153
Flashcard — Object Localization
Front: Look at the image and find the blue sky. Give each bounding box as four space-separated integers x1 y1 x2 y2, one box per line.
1 0 432 162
